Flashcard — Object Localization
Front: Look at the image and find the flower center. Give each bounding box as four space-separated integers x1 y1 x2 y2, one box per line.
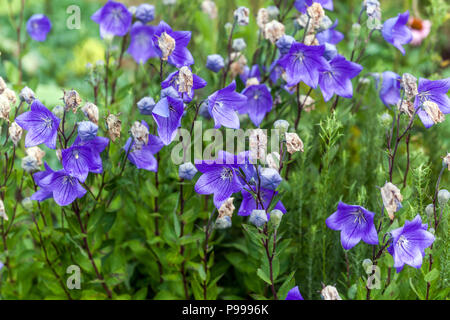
397 235 409 249
220 167 234 181
72 149 79 160
295 52 304 62
350 209 366 225
41 116 53 129
62 175 76 186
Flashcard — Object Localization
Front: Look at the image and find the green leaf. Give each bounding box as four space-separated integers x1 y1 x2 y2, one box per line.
277 271 296 300
257 268 272 285
424 268 439 282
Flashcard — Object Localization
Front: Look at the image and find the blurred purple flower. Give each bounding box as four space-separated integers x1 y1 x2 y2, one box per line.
91 0 132 38
238 188 286 217
127 24 158 64
240 65 262 84
152 96 185 145
379 71 401 107
135 3 155 24
382 11 412 55
295 0 333 13
239 84 273 126
414 77 450 128
26 14 52 41
316 19 344 45
285 286 304 300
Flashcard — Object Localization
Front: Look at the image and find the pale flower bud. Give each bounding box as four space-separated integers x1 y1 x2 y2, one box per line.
81 102 99 125
0 95 11 120
3 88 16 106
179 162 198 180
158 32 176 61
21 155 39 173
215 216 232 229
444 153 450 171
63 89 82 112
250 209 267 227
321 285 342 300
267 5 280 18
78 121 98 141
9 121 22 145
285 132 304 154
270 209 283 229
26 146 45 166
0 199 8 221
257 8 269 29
397 100 414 118
249 128 268 160
0 77 6 94
307 3 325 29
218 197 235 218
106 113 122 142
19 86 36 104
130 120 149 150
177 66 194 94
380 182 403 220
422 101 444 124
401 73 418 100
274 119 289 133
263 20 285 44
259 167 282 190
438 189 450 206
232 38 247 52
234 7 250 26
425 203 434 222
201 0 217 19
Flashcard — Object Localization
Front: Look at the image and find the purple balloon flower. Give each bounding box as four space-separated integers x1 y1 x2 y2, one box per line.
238 188 286 218
194 151 244 208
239 84 273 126
161 67 207 103
382 11 412 55
318 55 363 102
326 202 379 250
414 77 450 128
285 286 304 300
91 0 132 38
152 20 194 67
30 163 86 206
26 14 52 42
127 24 158 64
240 65 262 84
387 215 435 272
316 19 344 45
295 0 333 13
379 71 401 107
207 81 247 129
123 121 164 172
277 43 329 88
15 100 60 149
152 96 185 145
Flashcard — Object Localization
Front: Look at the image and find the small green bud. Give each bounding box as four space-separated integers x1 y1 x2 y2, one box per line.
362 259 372 271
425 204 434 221
270 209 283 229
274 119 289 134
379 112 392 128
352 23 361 37
438 189 450 206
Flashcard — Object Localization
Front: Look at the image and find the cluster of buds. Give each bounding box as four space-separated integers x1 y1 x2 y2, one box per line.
63 89 82 113
201 0 217 19
380 182 403 220
106 113 122 142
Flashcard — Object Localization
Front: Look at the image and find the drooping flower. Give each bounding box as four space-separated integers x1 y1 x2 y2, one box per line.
326 202 379 250
106 113 122 142
379 71 401 107
294 0 333 13
387 215 435 272
15 99 60 149
277 43 329 88
153 95 185 145
316 19 344 45
127 24 158 64
414 78 450 128
152 21 194 67
123 122 164 172
26 14 52 41
318 54 363 102
194 151 244 208
239 84 273 126
161 66 207 103
207 81 247 129
285 286 304 300
381 11 412 55
91 0 132 38
408 17 431 46
238 188 286 217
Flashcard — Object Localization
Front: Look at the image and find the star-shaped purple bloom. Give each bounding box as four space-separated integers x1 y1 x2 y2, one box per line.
161 67 207 103
238 188 286 218
152 20 194 68
15 99 60 149
414 77 450 128
379 71 401 107
152 96 185 145
277 43 329 88
318 55 363 102
30 163 86 206
194 151 244 208
26 14 52 42
285 286 304 300
123 121 164 172
326 202 379 250
387 215 434 272
239 84 273 126
382 11 412 55
316 19 344 45
127 23 158 64
91 0 132 38
207 81 247 129
294 0 333 13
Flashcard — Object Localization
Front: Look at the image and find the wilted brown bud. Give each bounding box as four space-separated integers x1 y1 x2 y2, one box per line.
307 2 325 29
285 132 304 154
397 99 414 118
26 146 46 166
201 0 217 19
218 197 235 218
56 149 62 161
423 101 444 124
130 120 149 150
106 113 122 142
257 8 269 29
177 66 194 94
0 77 7 95
158 32 176 61
249 128 268 160
321 285 342 300
0 95 11 120
263 20 285 44
19 86 36 104
380 182 403 220
81 102 99 125
304 34 319 46
3 88 17 106
9 121 23 146
234 6 250 26
443 153 450 171
401 73 418 100
63 90 82 112
229 53 247 78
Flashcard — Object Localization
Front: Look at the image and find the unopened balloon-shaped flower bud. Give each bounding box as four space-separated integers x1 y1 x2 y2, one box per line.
379 112 393 128
78 121 98 141
201 0 217 19
438 189 450 206
19 86 36 104
323 42 338 61
260 167 282 190
26 146 45 166
63 90 81 113
158 32 176 61
0 95 11 120
199 102 212 119
401 73 418 100
234 6 250 26
9 121 22 145
257 8 269 29
179 162 198 180
163 0 176 5
267 5 279 18
380 182 403 220
250 209 268 227
232 38 247 52
425 203 434 221
249 128 268 160
21 197 33 211
106 113 122 142
81 102 99 124
307 2 325 29
319 15 333 31
266 152 281 170
270 209 283 229
264 20 285 44
276 35 295 55
0 77 6 94
224 22 233 34
0 199 8 221
215 216 232 229
321 285 342 300
3 88 16 106
422 101 445 124
444 153 450 171
206 54 225 73
218 197 235 218
397 100 414 118
352 23 361 37
274 119 289 134
246 77 260 87
130 120 149 150
285 132 304 154
135 3 155 23
362 258 372 271
177 66 194 94
137 97 155 115
51 105 64 119
21 155 39 173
